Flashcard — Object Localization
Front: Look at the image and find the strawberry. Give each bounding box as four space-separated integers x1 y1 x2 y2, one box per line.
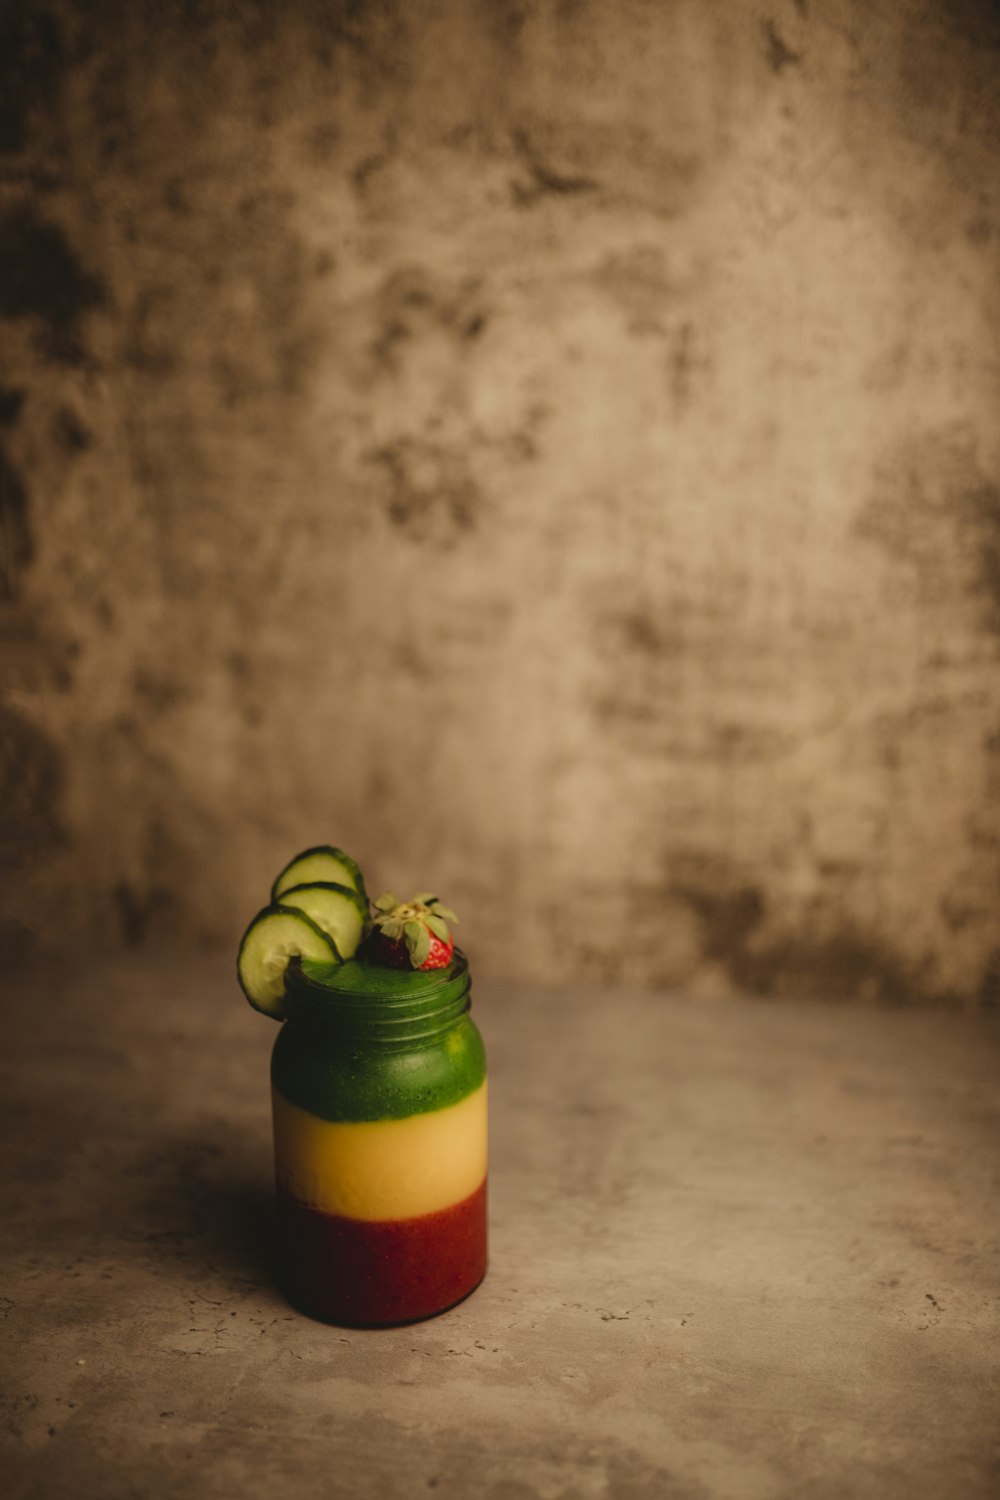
368 892 458 970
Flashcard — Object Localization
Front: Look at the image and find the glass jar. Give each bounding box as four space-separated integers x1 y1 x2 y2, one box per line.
271 952 488 1326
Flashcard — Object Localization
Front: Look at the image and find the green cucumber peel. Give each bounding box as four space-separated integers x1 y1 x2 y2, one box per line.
237 903 339 1020
271 845 367 903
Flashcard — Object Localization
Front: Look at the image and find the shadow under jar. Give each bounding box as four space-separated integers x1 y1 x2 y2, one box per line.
271 952 488 1326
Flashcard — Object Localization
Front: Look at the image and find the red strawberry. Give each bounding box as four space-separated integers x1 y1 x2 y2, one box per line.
416 931 454 969
368 892 458 971
371 929 454 970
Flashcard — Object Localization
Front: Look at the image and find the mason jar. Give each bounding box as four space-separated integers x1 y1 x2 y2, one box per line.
271 952 488 1325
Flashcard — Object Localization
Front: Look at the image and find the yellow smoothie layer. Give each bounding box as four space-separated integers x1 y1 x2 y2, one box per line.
272 1080 488 1222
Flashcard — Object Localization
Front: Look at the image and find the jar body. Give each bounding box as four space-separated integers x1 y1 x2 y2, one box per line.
270 965 487 1326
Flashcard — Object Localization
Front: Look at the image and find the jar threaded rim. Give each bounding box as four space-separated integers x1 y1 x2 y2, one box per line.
282 952 472 1044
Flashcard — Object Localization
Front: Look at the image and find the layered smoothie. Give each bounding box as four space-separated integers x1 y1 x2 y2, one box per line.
236 848 487 1325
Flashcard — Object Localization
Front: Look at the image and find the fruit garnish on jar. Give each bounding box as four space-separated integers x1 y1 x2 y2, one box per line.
237 846 462 1015
368 892 458 970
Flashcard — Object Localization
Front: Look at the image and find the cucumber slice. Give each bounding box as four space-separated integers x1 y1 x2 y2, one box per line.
276 881 367 961
237 904 339 1019
272 845 366 903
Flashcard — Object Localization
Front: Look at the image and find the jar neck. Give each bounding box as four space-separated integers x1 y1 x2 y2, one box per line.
282 953 472 1047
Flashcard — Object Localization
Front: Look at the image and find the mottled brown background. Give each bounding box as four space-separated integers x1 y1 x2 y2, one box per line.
1 0 998 1005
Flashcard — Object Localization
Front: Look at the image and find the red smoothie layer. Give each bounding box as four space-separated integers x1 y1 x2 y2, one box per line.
276 1179 488 1326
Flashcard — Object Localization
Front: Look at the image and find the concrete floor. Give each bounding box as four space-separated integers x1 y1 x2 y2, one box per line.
2 953 998 1499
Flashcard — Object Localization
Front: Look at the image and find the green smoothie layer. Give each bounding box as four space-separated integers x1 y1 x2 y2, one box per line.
271 954 486 1123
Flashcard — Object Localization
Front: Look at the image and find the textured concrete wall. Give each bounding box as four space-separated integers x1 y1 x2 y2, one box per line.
1 0 998 1004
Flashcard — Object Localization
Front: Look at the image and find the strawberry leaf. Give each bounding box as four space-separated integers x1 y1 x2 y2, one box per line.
379 918 403 940
373 893 399 912
413 892 437 906
432 904 458 924
425 914 450 940
409 924 431 967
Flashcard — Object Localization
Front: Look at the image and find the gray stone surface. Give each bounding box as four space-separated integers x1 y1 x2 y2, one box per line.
2 953 998 1498
1 1 1000 1004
